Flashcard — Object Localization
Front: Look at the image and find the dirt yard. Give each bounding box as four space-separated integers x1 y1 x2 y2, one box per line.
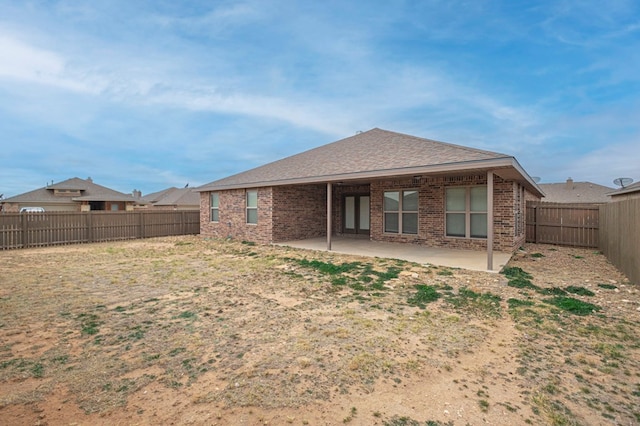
0 236 638 425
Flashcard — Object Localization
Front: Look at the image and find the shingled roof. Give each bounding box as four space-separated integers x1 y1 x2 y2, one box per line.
1 177 135 204
197 128 542 195
539 179 614 203
608 181 640 198
142 187 200 207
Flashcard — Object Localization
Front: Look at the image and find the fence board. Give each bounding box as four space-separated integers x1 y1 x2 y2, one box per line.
526 202 599 247
600 199 640 285
0 210 200 250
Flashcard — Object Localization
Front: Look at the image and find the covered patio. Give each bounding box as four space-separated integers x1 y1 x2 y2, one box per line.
275 236 513 272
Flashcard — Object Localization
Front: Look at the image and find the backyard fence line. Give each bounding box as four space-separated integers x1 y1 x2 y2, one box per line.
0 210 200 250
599 198 640 285
526 201 600 248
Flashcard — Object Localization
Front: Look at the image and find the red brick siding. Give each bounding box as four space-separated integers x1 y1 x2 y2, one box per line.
199 175 529 253
200 188 273 244
272 185 327 242
370 174 523 252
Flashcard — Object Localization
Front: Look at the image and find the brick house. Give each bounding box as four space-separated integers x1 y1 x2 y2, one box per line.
0 177 137 212
197 128 543 269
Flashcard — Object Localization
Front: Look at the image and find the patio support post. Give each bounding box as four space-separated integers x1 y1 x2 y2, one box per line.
327 182 332 251
487 171 494 270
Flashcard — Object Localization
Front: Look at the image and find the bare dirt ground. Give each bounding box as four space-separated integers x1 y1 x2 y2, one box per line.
0 236 638 426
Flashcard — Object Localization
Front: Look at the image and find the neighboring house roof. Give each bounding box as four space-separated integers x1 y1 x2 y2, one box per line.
607 181 640 197
197 128 543 196
1 177 135 204
539 178 614 203
142 187 200 207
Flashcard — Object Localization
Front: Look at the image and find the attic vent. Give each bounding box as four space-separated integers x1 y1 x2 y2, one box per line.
412 176 422 185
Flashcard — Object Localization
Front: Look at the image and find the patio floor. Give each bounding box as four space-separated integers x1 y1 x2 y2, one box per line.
275 236 513 273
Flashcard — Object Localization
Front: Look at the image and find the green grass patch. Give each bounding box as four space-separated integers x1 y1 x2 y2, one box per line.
31 363 44 378
447 287 502 318
501 266 533 280
507 277 539 290
531 252 545 258
407 285 441 309
296 259 362 275
176 311 197 320
544 297 601 316
507 298 535 308
597 283 617 290
565 286 595 297
538 287 567 296
77 313 101 336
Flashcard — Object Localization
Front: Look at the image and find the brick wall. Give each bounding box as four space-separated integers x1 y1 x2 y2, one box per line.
370 174 524 253
272 184 327 242
200 175 532 253
200 188 273 244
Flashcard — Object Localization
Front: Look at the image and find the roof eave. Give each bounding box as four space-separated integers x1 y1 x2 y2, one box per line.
197 157 545 196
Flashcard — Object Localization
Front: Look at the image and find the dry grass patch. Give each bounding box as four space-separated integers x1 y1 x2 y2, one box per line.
0 238 638 425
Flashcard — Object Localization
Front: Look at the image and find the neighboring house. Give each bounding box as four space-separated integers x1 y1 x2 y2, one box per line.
0 177 137 212
140 186 200 210
608 181 640 201
539 178 614 203
196 128 543 266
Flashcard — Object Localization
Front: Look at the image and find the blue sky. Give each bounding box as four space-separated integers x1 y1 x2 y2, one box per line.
1 0 639 198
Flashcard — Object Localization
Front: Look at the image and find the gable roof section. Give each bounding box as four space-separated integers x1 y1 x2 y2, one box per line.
608 181 640 197
197 128 543 195
539 180 614 203
2 177 135 203
143 187 200 206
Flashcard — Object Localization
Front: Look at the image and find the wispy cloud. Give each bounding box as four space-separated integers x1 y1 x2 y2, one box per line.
0 0 639 195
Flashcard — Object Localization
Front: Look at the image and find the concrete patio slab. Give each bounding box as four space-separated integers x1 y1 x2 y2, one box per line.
275 237 512 273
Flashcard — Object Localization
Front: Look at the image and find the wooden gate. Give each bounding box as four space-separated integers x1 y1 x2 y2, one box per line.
526 202 599 247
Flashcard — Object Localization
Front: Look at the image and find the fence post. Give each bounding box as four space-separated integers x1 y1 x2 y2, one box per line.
533 204 538 244
87 211 93 243
139 212 145 239
21 213 27 248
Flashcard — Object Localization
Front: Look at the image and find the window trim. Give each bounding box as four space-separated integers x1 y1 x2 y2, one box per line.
246 189 258 224
383 189 419 235
210 193 219 223
445 185 488 239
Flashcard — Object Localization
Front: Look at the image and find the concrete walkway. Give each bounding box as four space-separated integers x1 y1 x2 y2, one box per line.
275 236 512 273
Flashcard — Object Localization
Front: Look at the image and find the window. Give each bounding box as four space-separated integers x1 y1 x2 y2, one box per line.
210 193 219 222
246 190 258 224
384 190 418 234
445 186 487 238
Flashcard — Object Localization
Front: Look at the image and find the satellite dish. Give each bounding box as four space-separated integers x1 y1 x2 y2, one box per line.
613 177 634 188
532 176 541 183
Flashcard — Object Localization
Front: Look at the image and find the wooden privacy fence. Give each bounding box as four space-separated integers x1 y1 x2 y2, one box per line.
599 199 640 285
0 210 200 250
526 202 600 247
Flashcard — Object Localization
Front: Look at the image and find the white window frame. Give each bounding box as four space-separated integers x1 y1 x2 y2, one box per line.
210 193 219 222
246 189 258 224
445 185 487 239
383 189 419 235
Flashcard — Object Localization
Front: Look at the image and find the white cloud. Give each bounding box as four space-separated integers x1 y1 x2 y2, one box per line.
0 34 105 94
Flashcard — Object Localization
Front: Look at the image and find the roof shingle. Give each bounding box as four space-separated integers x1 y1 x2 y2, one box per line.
198 128 532 191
